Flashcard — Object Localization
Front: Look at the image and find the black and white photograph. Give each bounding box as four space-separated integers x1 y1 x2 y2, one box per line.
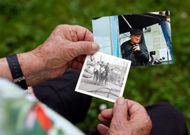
92 10 173 67
75 52 131 102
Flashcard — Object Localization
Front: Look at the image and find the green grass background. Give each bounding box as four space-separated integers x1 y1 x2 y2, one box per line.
0 0 190 133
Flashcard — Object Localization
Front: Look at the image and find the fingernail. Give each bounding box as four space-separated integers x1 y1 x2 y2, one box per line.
116 97 125 105
92 43 100 50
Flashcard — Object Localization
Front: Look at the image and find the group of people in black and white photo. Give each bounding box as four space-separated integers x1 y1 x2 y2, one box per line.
93 61 109 85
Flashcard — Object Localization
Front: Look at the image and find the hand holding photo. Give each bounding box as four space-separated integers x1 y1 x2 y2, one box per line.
75 52 131 102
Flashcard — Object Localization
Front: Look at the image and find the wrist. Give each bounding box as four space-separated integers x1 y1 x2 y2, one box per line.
17 50 47 86
0 58 13 80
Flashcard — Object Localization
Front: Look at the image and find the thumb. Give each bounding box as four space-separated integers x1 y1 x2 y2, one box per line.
110 97 128 129
72 41 99 56
97 124 109 135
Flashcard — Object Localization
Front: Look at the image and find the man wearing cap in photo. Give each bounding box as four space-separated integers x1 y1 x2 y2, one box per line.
120 29 149 66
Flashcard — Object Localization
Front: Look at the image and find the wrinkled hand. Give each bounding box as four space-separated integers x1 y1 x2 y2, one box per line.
97 97 152 135
25 25 99 85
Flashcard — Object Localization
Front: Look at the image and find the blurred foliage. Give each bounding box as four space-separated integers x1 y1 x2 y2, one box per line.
0 0 190 133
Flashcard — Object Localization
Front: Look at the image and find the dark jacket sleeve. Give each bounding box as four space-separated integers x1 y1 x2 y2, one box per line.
121 41 134 61
33 69 92 124
121 42 127 59
137 42 149 64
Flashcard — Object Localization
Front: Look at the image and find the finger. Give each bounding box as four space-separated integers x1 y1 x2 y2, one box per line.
75 55 86 63
98 114 111 126
100 108 113 120
55 25 93 42
127 99 152 134
127 99 145 116
84 29 94 41
68 26 79 42
69 60 83 70
55 24 77 41
127 99 149 122
72 25 93 41
97 124 109 135
71 41 99 56
110 97 128 129
113 97 128 119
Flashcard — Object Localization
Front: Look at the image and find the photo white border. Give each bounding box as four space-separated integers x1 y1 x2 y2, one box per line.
75 52 131 102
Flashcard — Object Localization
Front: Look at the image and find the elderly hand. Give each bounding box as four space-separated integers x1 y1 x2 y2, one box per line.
97 97 152 135
0 25 99 86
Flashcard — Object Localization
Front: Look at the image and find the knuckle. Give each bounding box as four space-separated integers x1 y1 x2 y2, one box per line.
74 25 87 32
56 24 64 29
56 24 69 30
74 25 83 29
141 115 152 133
147 116 152 129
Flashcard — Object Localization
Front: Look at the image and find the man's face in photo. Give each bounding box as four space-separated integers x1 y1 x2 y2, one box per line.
130 34 141 44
